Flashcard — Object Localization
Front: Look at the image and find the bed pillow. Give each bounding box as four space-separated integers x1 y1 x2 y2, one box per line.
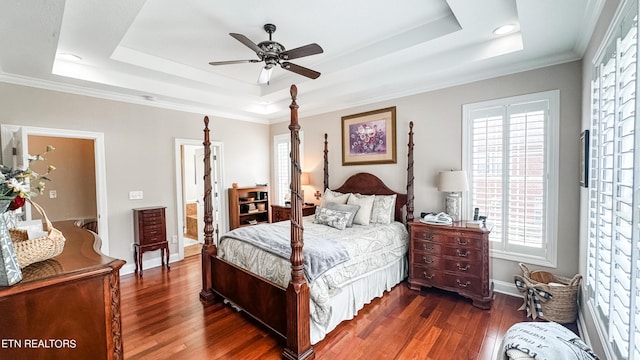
370 194 397 224
347 193 375 226
314 207 350 230
319 189 350 207
324 203 361 227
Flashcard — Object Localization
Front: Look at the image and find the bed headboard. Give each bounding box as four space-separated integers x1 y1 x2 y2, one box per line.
332 172 408 223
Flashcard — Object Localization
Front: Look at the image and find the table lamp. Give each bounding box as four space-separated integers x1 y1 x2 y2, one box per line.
438 170 469 221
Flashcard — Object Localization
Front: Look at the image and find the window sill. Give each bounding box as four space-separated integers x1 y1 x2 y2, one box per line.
490 249 556 268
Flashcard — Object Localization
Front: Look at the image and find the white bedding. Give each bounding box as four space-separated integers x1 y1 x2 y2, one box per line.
218 216 409 343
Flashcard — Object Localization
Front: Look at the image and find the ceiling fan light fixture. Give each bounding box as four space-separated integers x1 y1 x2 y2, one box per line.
493 24 516 36
258 66 273 84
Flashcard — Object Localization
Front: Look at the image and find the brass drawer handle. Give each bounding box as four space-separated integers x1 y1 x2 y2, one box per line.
422 233 433 240
422 243 434 251
422 271 434 280
422 256 433 264
456 237 468 245
456 279 471 288
456 249 469 257
456 263 470 271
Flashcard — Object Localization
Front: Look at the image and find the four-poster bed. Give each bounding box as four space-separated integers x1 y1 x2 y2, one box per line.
200 85 415 359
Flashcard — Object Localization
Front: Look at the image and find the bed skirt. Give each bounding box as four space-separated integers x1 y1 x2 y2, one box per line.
310 255 408 344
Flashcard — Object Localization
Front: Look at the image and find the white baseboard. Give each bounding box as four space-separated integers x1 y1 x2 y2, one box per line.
492 278 520 298
119 255 182 276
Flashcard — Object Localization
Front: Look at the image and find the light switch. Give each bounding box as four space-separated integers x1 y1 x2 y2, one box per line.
49 190 57 199
129 191 143 200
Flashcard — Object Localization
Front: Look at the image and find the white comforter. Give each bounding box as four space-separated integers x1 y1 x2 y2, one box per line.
218 216 409 328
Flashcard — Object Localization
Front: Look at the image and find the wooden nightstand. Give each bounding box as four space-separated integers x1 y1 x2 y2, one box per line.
271 204 316 223
408 221 494 309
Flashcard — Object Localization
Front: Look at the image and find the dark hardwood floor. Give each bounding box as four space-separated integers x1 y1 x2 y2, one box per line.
120 256 560 359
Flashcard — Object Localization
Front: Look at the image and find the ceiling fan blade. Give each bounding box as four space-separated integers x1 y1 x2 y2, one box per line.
209 59 259 66
229 33 264 55
281 62 321 79
280 43 323 60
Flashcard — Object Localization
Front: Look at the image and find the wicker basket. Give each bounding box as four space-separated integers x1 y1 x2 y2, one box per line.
514 263 581 323
9 201 66 269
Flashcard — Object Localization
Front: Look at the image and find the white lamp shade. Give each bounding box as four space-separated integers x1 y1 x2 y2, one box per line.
438 170 469 192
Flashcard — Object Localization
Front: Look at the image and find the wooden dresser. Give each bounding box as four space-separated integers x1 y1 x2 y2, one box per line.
271 204 316 223
0 221 125 360
408 221 494 309
133 207 170 277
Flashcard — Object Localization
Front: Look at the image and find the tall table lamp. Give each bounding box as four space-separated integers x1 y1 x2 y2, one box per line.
438 170 469 221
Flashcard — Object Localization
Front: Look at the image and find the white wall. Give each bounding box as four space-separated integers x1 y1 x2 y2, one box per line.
0 83 270 264
271 60 583 287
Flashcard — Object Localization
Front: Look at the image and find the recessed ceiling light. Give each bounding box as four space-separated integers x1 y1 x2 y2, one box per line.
493 24 516 36
57 53 82 62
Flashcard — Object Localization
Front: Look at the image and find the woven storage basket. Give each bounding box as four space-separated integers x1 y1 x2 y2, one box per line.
9 200 66 269
514 263 581 323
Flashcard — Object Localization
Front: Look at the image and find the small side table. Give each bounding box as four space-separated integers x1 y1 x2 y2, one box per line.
271 204 316 223
133 241 170 277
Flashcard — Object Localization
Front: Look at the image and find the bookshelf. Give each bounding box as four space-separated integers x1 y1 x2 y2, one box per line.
228 185 270 230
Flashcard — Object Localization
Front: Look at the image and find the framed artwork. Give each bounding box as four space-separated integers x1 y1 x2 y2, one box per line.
580 129 589 188
341 106 396 166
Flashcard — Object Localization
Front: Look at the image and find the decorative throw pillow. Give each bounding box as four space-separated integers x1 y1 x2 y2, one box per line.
314 207 350 230
347 193 375 226
370 194 397 224
324 203 361 227
319 189 350 207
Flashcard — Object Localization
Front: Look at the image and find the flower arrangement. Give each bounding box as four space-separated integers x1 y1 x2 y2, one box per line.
0 146 56 212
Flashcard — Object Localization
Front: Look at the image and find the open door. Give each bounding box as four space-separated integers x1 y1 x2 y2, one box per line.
175 139 225 260
0 125 109 254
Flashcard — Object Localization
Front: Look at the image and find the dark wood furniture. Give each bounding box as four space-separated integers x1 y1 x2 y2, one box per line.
271 204 316 223
133 206 169 277
0 221 125 360
200 86 415 360
228 186 270 230
408 221 494 309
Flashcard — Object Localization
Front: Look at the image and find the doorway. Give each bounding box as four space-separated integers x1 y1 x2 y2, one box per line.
174 139 225 260
0 125 109 254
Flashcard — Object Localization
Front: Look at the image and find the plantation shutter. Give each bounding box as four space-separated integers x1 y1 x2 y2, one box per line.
468 99 550 258
587 3 640 358
274 134 290 206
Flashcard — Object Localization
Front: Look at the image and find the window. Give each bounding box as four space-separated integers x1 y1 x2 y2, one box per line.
587 1 639 358
273 132 304 206
462 90 559 266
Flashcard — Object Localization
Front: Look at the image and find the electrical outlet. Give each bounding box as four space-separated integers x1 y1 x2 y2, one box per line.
172 235 177 244
49 190 57 199
129 191 143 200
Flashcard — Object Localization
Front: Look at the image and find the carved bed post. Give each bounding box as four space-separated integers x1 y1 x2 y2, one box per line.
199 116 216 304
282 85 315 360
323 133 329 191
406 121 415 224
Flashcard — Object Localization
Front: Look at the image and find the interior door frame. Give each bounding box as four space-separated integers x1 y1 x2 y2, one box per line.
0 125 110 255
174 138 225 261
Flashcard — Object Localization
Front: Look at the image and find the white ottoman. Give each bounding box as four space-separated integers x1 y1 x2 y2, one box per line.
500 322 599 360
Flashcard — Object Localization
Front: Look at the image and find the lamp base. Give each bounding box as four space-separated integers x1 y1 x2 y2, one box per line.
445 192 462 222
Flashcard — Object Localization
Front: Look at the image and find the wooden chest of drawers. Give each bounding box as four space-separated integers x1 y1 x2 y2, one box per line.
133 207 170 277
271 205 316 223
408 221 493 309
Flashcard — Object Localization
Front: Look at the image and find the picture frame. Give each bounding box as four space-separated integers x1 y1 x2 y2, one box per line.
341 106 396 166
580 129 589 188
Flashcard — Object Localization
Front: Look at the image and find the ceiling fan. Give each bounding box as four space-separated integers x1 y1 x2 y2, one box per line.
209 23 323 84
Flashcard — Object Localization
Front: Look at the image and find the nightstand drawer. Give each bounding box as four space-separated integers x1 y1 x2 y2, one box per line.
411 252 442 268
439 273 483 295
440 246 483 263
